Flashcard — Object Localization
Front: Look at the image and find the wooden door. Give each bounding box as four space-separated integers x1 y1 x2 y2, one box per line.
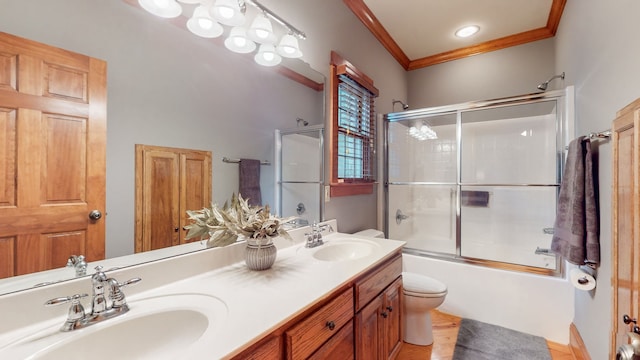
0 32 106 278
611 98 640 357
383 278 402 360
180 151 211 243
135 145 211 252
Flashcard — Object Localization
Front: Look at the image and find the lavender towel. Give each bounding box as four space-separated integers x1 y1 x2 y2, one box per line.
239 159 262 207
551 137 600 265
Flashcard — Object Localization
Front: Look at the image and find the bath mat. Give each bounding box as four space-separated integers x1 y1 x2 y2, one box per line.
452 318 551 360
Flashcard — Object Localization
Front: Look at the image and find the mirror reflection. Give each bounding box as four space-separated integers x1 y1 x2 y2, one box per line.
0 0 325 295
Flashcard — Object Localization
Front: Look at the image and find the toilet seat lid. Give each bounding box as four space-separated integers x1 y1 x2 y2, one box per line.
402 272 447 294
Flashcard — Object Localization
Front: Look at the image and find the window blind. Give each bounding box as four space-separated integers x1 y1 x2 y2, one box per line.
337 74 376 182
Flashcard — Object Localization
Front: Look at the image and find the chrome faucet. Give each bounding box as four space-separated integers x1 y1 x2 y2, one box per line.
305 222 334 248
45 266 141 332
66 255 88 277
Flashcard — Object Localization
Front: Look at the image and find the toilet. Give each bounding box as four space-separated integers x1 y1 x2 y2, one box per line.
353 229 448 346
401 271 447 345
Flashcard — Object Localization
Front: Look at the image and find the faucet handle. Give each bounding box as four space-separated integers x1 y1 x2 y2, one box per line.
108 277 141 309
45 294 89 332
45 293 89 307
119 277 142 288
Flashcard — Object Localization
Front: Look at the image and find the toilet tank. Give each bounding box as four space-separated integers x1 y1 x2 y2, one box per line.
353 229 385 238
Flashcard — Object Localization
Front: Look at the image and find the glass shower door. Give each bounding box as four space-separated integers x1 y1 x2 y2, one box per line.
385 89 571 274
276 126 324 225
459 101 560 269
386 112 458 255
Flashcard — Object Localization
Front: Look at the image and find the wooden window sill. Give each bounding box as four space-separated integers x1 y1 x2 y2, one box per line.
330 183 375 197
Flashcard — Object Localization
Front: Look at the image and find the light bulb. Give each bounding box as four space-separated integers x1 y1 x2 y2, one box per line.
263 52 274 61
218 6 233 19
234 36 246 47
254 44 281 66
198 18 213 29
154 0 169 8
255 29 269 39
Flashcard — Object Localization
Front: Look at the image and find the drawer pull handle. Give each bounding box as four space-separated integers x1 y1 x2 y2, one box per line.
326 321 336 331
624 315 637 324
381 311 388 318
386 306 393 312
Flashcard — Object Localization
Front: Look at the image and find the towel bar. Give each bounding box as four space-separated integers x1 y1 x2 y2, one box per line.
222 157 270 165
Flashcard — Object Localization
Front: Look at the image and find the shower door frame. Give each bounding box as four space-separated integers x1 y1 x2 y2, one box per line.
383 87 574 276
275 124 326 223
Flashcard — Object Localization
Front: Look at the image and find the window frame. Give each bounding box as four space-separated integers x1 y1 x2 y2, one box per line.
329 51 379 197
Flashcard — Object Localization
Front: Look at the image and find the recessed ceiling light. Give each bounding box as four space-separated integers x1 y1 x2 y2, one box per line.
455 25 480 38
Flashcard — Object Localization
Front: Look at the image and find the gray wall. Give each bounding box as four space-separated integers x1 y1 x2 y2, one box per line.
555 1 640 359
407 38 557 108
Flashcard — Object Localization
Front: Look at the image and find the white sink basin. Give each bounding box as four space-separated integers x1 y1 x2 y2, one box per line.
2 294 227 360
311 239 378 261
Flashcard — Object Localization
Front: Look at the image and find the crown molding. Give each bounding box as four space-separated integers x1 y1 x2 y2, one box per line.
344 0 566 71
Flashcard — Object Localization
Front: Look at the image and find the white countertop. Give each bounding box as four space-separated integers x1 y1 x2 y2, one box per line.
0 223 405 359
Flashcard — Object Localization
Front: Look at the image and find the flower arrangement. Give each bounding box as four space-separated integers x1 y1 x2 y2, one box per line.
184 193 294 248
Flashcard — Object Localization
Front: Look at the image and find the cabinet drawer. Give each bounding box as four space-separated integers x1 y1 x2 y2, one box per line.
286 287 354 360
308 319 354 360
356 254 402 310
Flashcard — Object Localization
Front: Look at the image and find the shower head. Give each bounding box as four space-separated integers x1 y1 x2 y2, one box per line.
537 72 565 91
392 99 409 110
296 117 309 127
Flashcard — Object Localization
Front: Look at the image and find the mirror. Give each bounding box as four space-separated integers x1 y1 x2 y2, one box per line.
0 0 325 295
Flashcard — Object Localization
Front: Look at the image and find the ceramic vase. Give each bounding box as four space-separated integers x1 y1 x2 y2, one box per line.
245 239 277 271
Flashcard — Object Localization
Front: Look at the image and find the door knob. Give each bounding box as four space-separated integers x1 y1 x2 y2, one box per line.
88 210 102 220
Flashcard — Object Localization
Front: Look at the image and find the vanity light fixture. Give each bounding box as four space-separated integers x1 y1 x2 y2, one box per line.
138 0 306 66
186 5 224 38
138 0 182 18
247 13 277 44
455 25 480 38
224 26 257 53
211 0 245 26
277 33 303 58
254 44 282 66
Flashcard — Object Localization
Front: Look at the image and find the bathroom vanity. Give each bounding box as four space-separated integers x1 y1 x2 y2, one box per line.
0 221 405 359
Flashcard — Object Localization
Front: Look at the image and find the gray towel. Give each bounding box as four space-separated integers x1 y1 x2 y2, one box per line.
239 159 261 207
551 137 600 265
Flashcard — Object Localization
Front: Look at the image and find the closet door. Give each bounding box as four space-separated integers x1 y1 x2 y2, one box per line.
0 32 106 278
135 145 211 252
611 98 640 357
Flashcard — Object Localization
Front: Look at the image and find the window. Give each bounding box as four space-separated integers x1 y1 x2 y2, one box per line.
330 51 379 196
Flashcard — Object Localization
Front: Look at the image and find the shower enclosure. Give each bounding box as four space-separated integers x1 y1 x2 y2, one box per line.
275 125 325 225
385 87 574 275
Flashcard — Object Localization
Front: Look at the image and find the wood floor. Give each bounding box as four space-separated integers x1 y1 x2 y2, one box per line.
396 311 575 360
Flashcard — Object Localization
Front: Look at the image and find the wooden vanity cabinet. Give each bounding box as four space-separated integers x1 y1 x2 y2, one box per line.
230 250 403 360
355 255 403 360
285 287 355 360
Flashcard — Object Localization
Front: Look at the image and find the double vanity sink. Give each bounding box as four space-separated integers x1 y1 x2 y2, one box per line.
0 221 405 359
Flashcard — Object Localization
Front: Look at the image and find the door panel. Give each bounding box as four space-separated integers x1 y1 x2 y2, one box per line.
0 32 106 279
611 99 640 357
181 153 211 243
0 107 16 207
142 150 180 252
